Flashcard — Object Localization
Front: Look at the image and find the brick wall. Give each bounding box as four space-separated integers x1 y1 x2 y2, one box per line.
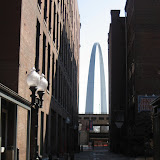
18 0 80 158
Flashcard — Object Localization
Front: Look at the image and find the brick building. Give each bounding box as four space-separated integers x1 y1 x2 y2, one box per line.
109 0 160 156
151 97 160 160
0 0 80 159
108 10 126 153
125 0 160 156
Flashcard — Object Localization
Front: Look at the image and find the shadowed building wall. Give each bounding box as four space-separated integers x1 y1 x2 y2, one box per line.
124 0 160 156
108 10 126 154
109 0 160 156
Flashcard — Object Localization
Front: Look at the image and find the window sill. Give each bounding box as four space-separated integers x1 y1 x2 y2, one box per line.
48 30 51 38
43 19 47 28
47 90 50 94
53 41 55 47
37 4 41 14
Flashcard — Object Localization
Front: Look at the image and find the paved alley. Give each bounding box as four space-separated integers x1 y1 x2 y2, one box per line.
74 147 151 160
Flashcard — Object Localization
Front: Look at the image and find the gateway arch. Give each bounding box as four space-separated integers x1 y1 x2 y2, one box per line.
85 43 107 114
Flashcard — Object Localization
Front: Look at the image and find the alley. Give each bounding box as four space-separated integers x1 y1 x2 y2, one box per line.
75 147 143 160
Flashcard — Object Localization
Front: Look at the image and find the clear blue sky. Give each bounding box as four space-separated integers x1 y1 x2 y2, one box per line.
78 0 127 114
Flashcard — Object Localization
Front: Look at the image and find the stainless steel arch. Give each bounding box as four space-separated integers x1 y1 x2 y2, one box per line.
85 43 107 114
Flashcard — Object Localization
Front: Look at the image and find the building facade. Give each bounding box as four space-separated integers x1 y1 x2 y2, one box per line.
109 0 160 156
108 10 126 153
125 0 160 156
0 0 80 159
79 114 109 147
151 97 160 160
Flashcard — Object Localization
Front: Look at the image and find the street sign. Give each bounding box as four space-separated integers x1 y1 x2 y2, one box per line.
138 95 158 112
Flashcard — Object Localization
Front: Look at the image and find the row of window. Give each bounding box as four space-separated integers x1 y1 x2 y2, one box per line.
35 20 78 110
38 0 61 51
79 117 109 121
35 20 52 90
54 60 72 113
59 30 73 83
37 0 77 52
40 110 68 155
35 1 79 109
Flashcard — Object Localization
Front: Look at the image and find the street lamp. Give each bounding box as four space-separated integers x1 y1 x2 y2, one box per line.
27 67 48 160
74 124 77 130
65 117 71 124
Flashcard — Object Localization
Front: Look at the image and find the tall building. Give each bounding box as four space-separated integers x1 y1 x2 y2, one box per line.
0 0 80 159
109 0 160 156
125 0 160 156
108 10 126 153
85 43 107 114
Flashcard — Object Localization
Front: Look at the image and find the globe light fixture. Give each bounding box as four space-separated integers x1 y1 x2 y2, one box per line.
66 117 71 124
37 74 48 92
27 67 40 88
27 67 48 160
74 124 77 130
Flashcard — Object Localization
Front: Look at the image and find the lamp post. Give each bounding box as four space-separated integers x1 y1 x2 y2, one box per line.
114 110 124 153
27 67 48 160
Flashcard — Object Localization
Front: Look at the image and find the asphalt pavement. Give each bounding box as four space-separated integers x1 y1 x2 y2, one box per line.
74 146 152 160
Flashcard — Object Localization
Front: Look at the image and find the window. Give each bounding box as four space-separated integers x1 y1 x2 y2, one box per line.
45 114 49 153
61 0 62 13
84 117 89 120
51 110 56 153
58 68 61 103
62 75 64 107
42 33 46 74
91 117 96 120
65 7 66 23
52 53 55 96
37 0 41 8
63 79 66 108
59 69 62 104
35 20 40 71
44 0 48 22
56 13 59 49
99 117 104 120
2 109 8 148
40 112 44 155
60 23 62 56
55 60 58 100
47 43 51 90
48 0 52 32
63 0 64 17
58 115 62 150
62 34 64 62
60 71 63 105
53 2 56 42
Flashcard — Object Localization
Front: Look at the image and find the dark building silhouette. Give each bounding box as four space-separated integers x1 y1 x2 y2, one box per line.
125 0 160 156
151 97 160 160
108 10 126 153
0 0 80 159
109 0 160 156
